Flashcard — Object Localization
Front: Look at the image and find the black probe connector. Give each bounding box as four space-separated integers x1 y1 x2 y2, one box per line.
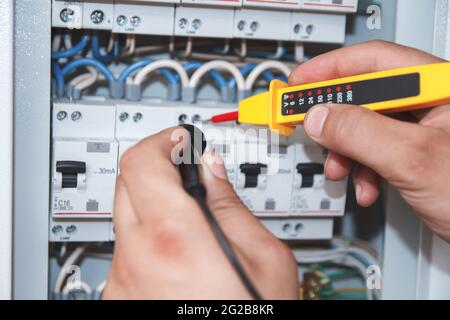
177 124 263 300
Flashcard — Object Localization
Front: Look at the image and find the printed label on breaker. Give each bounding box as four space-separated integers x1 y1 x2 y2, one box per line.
281 73 420 116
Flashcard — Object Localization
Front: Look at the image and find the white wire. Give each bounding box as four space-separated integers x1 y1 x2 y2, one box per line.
54 245 87 293
270 41 284 60
189 60 245 91
75 71 101 93
107 33 115 53
234 39 247 58
245 61 291 91
52 34 62 51
62 280 93 296
63 33 72 49
70 66 97 86
179 37 193 58
133 59 189 87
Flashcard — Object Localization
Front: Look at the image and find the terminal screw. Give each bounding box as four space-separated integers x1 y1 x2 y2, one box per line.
294 24 302 34
71 111 82 122
178 114 187 124
237 20 246 31
57 111 67 121
52 225 63 235
130 16 141 27
133 112 143 123
60 8 74 23
178 18 188 30
119 112 129 122
192 19 202 30
250 21 259 32
90 10 105 25
66 225 77 234
116 15 127 26
306 24 314 35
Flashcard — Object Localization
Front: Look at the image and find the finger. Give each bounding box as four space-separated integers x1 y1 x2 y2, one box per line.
419 104 450 132
113 176 140 240
325 151 353 181
202 150 276 242
289 40 443 85
303 104 438 186
119 126 197 224
352 165 381 207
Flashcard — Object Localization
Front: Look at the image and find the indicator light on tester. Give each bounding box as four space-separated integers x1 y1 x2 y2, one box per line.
326 88 332 94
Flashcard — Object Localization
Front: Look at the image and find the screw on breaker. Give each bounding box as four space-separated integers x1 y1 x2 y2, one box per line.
71 111 82 122
130 16 141 27
52 225 63 235
57 111 67 121
133 112 143 123
90 10 105 24
178 18 188 30
60 8 74 23
66 225 77 234
192 19 202 30
119 112 129 122
116 15 127 26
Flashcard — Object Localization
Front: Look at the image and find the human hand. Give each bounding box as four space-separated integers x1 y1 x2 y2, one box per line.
103 127 298 299
290 40 450 242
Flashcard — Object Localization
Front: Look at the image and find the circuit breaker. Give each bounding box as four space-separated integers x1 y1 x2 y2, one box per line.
51 102 117 242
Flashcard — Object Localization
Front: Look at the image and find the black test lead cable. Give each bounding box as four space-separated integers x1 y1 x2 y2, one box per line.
177 124 263 300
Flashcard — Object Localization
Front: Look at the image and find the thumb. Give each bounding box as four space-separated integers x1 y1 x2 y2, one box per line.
201 150 258 223
303 104 433 185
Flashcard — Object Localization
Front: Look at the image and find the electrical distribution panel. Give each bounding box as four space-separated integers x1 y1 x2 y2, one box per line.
49 0 358 242
52 0 357 44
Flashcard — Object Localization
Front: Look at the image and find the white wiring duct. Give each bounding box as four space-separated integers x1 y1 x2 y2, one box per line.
133 59 190 87
245 61 291 91
189 60 245 91
54 245 87 294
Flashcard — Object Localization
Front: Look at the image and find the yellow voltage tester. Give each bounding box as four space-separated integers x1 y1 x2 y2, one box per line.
207 62 450 136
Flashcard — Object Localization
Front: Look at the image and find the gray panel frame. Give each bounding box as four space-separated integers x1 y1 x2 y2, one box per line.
13 0 51 299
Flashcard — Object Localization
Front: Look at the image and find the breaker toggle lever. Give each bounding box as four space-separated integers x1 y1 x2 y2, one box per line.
55 160 87 192
239 163 268 189
296 163 324 189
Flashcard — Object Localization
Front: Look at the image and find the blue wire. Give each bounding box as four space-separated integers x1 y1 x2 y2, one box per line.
51 35 90 60
181 62 227 89
62 58 115 83
91 33 115 64
52 62 64 88
118 59 178 85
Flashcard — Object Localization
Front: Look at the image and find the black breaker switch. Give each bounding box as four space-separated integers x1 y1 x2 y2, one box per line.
240 163 268 188
56 161 86 188
296 163 324 188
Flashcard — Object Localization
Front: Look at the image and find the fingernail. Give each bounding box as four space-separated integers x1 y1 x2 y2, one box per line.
305 106 329 139
203 149 228 181
355 183 363 203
